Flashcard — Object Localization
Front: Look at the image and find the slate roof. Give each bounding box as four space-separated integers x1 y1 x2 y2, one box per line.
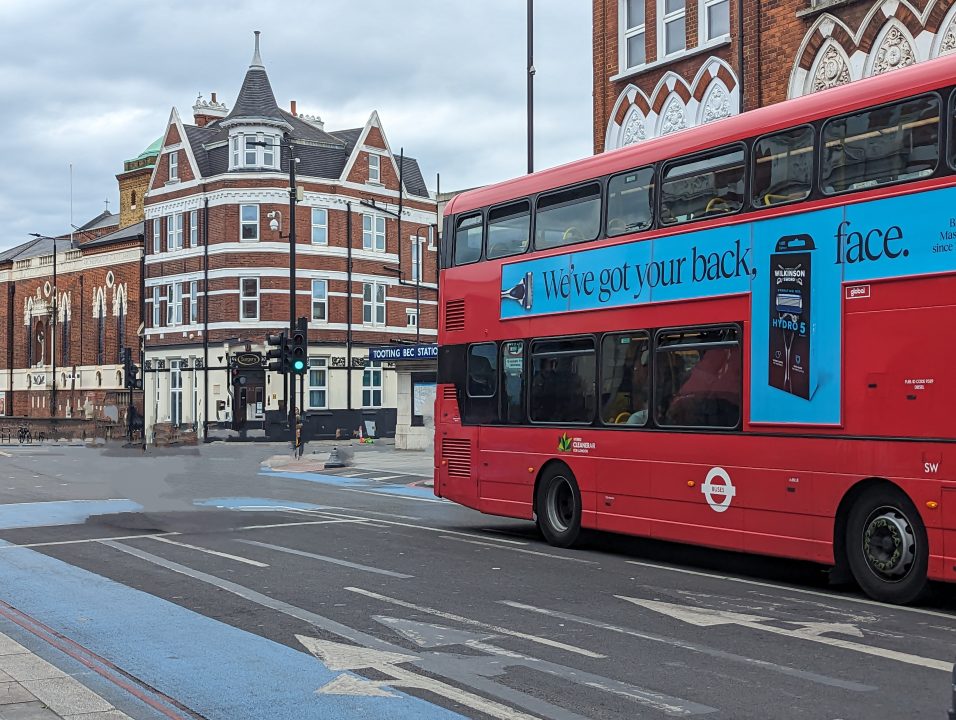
81 221 144 248
176 39 431 198
76 210 119 232
0 236 73 264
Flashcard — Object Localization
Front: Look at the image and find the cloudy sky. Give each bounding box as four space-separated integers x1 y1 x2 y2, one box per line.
0 1 593 251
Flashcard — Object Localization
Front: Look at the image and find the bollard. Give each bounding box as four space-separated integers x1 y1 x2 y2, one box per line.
324 446 346 469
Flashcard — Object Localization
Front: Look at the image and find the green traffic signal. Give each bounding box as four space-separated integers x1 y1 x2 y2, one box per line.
292 358 306 372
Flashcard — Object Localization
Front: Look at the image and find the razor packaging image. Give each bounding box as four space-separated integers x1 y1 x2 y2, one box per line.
769 234 814 399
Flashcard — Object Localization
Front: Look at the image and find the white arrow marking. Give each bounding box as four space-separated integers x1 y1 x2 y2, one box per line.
295 635 415 671
317 674 397 698
296 635 543 720
787 621 864 638
620 596 953 672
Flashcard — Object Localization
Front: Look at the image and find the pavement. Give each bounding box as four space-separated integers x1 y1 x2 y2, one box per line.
0 631 130 720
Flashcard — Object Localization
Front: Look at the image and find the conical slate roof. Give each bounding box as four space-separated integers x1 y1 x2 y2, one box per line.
221 31 290 129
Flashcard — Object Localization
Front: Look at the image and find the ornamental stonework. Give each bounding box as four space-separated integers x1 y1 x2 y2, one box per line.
622 111 647 145
812 45 851 93
702 85 731 124
871 26 916 75
660 99 687 135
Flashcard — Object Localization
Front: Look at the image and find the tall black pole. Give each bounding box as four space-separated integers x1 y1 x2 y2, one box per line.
288 142 297 445
737 0 745 113
202 198 210 441
527 0 534 174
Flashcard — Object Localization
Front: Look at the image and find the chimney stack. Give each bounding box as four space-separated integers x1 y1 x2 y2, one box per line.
193 91 229 127
290 100 297 116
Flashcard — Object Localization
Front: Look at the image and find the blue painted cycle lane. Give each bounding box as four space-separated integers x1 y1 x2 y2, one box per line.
0 539 464 720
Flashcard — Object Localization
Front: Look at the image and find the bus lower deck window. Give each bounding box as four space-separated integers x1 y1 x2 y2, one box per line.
601 332 650 426
530 338 596 423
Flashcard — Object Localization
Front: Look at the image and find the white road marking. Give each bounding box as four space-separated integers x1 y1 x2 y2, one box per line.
500 600 874 691
146 536 269 567
235 518 380 530
297 635 544 720
371 474 401 481
332 486 447 503
440 535 597 564
288 508 529 545
624 559 956 621
622 596 954 672
0 532 181 549
345 586 606 659
0 452 10 458
236 540 412 578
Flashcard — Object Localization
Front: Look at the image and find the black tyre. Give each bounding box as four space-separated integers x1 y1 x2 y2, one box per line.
536 464 582 548
845 486 928 604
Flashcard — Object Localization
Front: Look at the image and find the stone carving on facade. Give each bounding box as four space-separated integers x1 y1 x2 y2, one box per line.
702 84 731 124
939 16 956 56
622 111 647 145
871 26 916 75
330 356 347 368
660 99 687 135
812 44 851 92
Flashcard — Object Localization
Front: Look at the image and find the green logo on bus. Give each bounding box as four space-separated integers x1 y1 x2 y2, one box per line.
558 433 572 453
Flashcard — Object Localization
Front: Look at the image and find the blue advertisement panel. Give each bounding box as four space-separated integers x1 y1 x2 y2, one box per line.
497 185 956 426
749 209 844 425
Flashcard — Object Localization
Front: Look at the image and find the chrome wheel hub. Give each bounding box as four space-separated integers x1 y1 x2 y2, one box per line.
862 507 916 580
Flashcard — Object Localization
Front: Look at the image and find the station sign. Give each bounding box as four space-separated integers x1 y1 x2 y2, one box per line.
369 344 438 362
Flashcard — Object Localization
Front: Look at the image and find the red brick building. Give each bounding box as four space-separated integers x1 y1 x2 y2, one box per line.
594 0 956 152
143 33 438 441
0 142 155 424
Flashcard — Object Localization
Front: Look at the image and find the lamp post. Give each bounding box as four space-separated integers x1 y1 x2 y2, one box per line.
251 136 299 444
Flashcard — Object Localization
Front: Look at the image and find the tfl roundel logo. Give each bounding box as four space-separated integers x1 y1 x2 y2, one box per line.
701 467 736 513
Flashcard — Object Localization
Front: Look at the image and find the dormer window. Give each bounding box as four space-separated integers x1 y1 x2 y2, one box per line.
369 154 381 183
169 150 179 180
234 132 279 170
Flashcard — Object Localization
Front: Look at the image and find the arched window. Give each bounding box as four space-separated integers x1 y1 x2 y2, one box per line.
130 189 137 208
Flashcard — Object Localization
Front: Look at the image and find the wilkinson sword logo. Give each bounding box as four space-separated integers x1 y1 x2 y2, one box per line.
501 272 533 310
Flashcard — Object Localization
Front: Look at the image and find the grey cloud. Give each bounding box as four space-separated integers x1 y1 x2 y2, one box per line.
0 0 591 250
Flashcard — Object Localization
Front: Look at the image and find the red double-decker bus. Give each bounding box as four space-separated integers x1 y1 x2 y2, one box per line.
435 52 956 604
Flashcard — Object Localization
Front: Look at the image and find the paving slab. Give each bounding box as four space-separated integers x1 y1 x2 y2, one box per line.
0 684 35 706
21 679 112 716
0 701 60 719
0 657 63 684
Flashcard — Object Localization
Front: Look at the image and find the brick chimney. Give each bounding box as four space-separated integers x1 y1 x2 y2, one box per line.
193 92 228 127
290 100 297 116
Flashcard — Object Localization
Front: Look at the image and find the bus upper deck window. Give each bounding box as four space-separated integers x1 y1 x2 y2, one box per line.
454 213 483 265
487 200 531 260
607 167 654 237
752 126 814 207
535 183 602 250
661 146 745 225
821 94 939 194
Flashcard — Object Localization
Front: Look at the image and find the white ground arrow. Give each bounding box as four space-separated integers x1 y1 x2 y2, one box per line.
295 634 415 671
619 596 952 672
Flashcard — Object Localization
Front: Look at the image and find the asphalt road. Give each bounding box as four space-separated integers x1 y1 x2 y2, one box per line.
0 441 953 720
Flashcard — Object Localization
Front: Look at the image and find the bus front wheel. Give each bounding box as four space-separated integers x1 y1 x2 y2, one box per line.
845 486 928 604
536 465 582 548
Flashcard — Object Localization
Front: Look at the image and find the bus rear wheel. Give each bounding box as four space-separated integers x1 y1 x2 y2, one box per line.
845 486 928 604
536 465 582 548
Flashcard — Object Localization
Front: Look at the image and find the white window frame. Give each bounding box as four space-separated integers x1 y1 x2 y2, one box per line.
701 0 730 43
189 280 198 324
152 218 161 253
240 277 259 321
190 209 198 247
363 282 386 326
362 214 386 251
411 236 425 282
368 154 381 183
262 133 275 168
240 204 259 242
166 284 175 326
166 214 174 250
659 0 687 58
362 360 383 408
308 356 328 409
311 279 328 322
169 150 178 181
311 207 328 245
173 213 184 250
173 282 183 325
170 359 183 426
406 308 418 327
620 0 647 70
244 135 258 166
231 135 240 168
152 286 161 327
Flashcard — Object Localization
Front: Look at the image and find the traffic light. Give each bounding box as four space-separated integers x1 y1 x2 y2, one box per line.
122 347 143 390
266 332 289 374
290 317 308 375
